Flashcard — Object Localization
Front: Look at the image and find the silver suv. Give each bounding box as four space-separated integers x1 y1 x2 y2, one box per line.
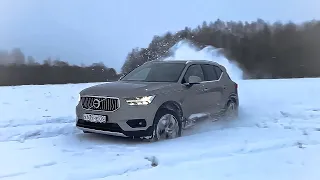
75 60 239 141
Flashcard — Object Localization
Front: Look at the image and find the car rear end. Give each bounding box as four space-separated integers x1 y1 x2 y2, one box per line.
221 64 239 107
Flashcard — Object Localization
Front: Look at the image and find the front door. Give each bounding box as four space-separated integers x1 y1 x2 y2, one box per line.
180 64 207 119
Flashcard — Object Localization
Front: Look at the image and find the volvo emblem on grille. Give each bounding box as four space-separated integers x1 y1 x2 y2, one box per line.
92 99 101 108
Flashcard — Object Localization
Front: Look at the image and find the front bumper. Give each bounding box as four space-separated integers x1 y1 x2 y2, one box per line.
75 97 158 137
76 123 154 138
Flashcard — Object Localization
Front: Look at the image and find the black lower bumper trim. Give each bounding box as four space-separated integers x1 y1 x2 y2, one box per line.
76 119 154 138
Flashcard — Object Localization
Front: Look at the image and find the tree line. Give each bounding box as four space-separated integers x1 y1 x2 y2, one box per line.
0 49 119 86
1 18 320 86
122 19 320 79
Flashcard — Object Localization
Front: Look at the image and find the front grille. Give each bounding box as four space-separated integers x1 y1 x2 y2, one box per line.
81 96 120 111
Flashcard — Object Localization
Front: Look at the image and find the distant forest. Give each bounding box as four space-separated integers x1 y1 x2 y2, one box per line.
1 18 320 86
0 50 119 86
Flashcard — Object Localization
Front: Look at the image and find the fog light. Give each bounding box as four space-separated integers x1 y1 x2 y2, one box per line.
127 119 147 128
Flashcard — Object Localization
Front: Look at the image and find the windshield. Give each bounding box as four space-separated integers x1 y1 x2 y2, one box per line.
121 62 186 82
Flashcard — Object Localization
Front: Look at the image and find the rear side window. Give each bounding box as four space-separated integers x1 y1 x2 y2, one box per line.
201 64 218 81
214 66 223 79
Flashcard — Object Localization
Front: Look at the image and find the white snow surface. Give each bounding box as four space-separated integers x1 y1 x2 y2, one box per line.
1 78 320 179
0 39 319 180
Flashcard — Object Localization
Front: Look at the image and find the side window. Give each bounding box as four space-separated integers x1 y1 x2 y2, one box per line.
201 64 218 81
214 66 223 79
183 64 204 83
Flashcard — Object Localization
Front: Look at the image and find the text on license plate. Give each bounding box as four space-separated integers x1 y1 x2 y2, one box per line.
83 114 107 123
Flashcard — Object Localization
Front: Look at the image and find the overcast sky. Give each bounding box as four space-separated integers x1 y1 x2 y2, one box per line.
0 0 319 71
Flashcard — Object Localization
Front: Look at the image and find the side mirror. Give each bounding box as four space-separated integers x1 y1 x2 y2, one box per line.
184 76 201 87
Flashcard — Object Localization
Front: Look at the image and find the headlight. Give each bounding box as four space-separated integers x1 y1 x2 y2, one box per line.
125 95 155 105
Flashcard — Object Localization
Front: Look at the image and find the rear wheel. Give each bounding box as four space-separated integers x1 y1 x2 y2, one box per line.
148 109 182 142
224 100 238 120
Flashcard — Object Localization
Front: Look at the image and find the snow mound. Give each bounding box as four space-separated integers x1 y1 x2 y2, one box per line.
0 83 98 142
0 117 80 142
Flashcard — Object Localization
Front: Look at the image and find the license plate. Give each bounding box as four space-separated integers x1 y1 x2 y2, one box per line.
83 114 107 123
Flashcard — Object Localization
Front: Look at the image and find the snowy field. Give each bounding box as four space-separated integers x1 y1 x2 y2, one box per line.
1 78 320 180
1 41 320 180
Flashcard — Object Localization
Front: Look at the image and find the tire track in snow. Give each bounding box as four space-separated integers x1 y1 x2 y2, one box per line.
65 157 154 180
33 161 57 169
145 138 320 168
85 137 320 179
0 116 75 128
0 172 27 179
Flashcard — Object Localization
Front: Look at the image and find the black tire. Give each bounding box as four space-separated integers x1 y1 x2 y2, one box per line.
148 108 182 142
223 99 238 120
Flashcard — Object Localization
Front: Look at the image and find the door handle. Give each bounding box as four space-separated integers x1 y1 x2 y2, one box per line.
203 88 209 91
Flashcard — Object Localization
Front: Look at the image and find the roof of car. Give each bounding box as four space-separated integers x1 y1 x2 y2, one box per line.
145 60 221 66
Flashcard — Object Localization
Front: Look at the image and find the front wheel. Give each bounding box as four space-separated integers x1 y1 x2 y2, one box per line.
148 109 182 142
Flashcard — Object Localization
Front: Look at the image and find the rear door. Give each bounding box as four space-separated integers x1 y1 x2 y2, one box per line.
214 65 230 107
200 64 225 114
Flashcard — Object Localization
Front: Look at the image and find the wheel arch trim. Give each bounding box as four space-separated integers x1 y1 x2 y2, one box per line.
157 100 184 119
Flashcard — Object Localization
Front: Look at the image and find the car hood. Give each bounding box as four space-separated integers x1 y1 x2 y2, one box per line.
80 81 177 97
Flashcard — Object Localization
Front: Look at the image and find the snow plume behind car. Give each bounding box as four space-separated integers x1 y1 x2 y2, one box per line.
164 39 244 82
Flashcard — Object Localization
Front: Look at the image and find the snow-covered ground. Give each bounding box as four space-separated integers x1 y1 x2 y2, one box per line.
1 40 320 179
1 78 320 180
